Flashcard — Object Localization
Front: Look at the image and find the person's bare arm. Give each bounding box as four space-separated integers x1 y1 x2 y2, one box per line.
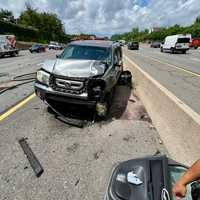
179 160 200 185
173 160 200 199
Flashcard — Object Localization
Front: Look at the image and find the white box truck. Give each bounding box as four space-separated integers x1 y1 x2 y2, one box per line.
161 34 190 54
0 35 19 58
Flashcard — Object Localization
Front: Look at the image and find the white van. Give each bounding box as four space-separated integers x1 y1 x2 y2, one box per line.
161 34 190 54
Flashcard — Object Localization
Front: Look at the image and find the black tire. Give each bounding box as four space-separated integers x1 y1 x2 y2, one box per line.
182 50 186 54
194 46 198 49
11 52 17 57
118 70 132 87
160 47 163 52
14 51 19 57
170 48 175 54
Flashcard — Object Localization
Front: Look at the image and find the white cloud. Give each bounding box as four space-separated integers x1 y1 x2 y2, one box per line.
0 0 199 35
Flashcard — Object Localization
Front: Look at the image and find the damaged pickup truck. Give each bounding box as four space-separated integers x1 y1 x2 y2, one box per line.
35 40 130 117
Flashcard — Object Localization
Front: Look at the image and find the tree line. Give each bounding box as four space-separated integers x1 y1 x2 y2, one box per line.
0 5 72 43
111 17 200 42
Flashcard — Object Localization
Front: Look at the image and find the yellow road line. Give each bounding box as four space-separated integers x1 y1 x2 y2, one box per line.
0 93 36 122
149 56 200 77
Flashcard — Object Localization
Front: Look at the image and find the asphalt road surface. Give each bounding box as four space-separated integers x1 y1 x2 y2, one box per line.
124 44 200 114
0 50 61 113
0 50 166 199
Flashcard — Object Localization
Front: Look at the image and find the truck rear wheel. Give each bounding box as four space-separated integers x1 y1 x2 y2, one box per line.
170 48 175 54
11 51 19 57
182 50 186 54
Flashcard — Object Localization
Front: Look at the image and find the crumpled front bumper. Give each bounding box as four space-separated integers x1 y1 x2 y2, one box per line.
34 82 96 107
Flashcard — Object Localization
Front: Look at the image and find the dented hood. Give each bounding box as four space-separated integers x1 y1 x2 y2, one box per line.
42 59 106 78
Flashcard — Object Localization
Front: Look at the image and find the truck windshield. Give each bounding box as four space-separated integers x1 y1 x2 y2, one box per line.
60 45 111 61
177 38 190 43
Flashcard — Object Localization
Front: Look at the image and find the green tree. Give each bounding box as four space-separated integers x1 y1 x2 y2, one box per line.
195 16 200 24
18 4 66 42
0 9 15 23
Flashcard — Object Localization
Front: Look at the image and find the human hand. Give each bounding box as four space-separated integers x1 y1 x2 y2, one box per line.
172 181 187 199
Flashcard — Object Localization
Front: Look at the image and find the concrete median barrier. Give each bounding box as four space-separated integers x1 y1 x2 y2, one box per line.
124 55 200 165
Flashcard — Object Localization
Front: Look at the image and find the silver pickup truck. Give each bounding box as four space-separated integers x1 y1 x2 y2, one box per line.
35 40 130 117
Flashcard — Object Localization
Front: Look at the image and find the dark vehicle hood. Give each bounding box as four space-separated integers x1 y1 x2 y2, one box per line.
42 59 106 78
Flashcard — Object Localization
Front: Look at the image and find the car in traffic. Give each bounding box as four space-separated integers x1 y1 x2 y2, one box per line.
35 40 127 118
150 41 161 48
29 44 46 53
161 34 190 54
127 41 139 50
48 41 62 50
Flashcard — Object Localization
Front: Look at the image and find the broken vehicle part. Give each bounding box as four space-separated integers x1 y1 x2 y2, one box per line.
13 72 36 81
0 80 34 95
18 138 44 177
45 100 86 128
96 102 108 117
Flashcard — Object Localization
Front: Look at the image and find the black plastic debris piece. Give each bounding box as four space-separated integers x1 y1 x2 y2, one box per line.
55 115 86 128
75 179 80 186
18 138 44 177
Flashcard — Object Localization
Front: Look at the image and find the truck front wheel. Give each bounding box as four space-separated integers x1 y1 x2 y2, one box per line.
170 48 175 54
96 88 114 119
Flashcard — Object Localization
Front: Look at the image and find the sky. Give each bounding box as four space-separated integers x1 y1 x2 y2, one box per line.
0 0 200 36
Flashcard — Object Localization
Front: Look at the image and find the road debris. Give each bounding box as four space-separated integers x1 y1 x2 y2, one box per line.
56 115 86 128
94 150 104 160
75 179 80 186
129 98 136 103
18 138 44 177
67 143 79 153
0 72 9 77
45 100 87 128
149 124 156 130
159 139 163 144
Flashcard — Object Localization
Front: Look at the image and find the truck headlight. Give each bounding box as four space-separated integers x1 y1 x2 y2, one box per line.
36 70 50 86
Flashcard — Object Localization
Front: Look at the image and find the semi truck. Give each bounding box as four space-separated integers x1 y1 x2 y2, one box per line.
0 35 19 58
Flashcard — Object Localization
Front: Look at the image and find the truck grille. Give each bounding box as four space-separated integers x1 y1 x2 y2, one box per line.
49 75 87 95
